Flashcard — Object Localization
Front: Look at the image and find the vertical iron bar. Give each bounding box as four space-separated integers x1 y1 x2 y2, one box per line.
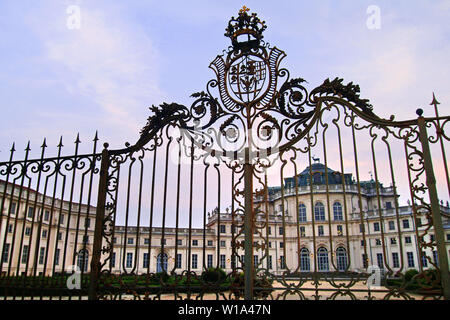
417 116 450 299
88 144 109 300
243 147 254 300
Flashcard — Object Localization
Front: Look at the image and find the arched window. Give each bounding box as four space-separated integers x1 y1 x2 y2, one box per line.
336 247 348 271
333 202 343 221
298 204 307 222
156 253 168 273
317 247 329 271
314 202 325 221
300 248 310 272
77 249 89 272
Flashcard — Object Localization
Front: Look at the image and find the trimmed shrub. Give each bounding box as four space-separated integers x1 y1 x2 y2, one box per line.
230 273 273 299
404 269 419 282
201 268 226 283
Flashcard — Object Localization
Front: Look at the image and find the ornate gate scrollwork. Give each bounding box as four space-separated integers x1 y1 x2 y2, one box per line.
90 7 450 300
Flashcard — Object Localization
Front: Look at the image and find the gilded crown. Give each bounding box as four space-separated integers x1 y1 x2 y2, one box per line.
225 6 267 51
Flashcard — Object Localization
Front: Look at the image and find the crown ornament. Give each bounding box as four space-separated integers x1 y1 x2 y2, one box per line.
224 6 267 51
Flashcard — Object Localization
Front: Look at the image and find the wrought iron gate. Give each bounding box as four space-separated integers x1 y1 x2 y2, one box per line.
0 8 449 300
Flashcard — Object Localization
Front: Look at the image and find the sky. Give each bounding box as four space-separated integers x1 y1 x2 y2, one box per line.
1 1 449 154
0 1 449 226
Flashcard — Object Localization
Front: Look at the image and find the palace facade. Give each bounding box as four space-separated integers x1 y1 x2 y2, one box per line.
1 162 449 277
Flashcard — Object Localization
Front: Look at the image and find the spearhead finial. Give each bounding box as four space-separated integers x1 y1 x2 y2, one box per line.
41 138 47 149
10 142 16 153
25 141 31 152
74 133 81 144
57 136 64 148
430 92 440 106
93 130 99 142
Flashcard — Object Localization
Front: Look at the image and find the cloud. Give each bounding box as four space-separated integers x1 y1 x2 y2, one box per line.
32 3 164 147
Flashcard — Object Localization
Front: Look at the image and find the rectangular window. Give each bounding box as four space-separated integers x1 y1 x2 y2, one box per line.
44 210 50 221
447 234 450 241
143 253 149 268
253 255 258 267
416 218 422 227
392 252 399 268
390 237 397 245
279 227 284 235
60 215 64 225
318 225 324 236
220 225 226 233
268 227 271 235
402 219 410 229
433 251 439 267
21 245 29 264
220 254 226 268
376 253 383 269
54 248 60 266
386 202 392 209
207 240 213 246
268 242 272 248
57 232 62 241
375 239 381 246
9 202 16 215
280 242 284 248
407 252 415 268
144 238 149 245
126 253 133 268
421 255 428 268
300 226 306 237
207 254 213 268
25 227 31 236
268 256 272 269
361 240 365 246
178 239 183 246
176 254 182 269
374 222 380 232
39 247 45 265
160 239 166 245
280 256 286 269
111 252 116 268
192 254 198 269
127 238 134 245
85 218 90 228
359 224 364 233
8 224 13 233
192 240 198 246
337 225 343 236
220 240 226 248
362 254 368 268
405 236 412 244
42 229 47 238
113 237 117 244
83 235 89 244
388 221 395 231
27 207 34 218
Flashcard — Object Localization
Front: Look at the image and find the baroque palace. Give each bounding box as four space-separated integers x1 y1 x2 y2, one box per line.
1 162 449 277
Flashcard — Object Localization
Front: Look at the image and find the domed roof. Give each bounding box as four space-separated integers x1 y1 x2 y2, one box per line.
300 162 334 175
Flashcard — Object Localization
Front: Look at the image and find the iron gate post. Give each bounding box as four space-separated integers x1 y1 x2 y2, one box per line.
88 145 110 300
244 147 254 300
417 115 450 299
